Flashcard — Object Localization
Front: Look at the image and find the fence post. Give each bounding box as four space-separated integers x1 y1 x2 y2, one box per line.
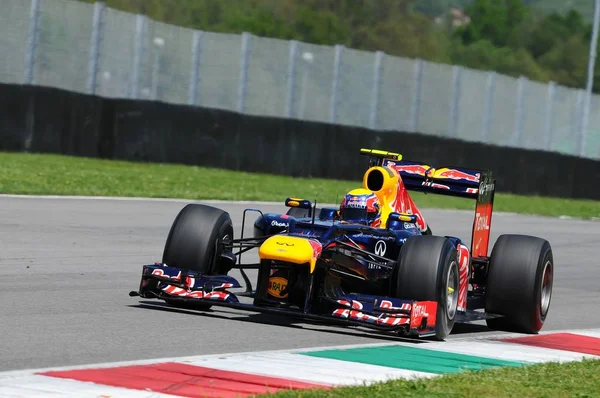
449 65 462 138
151 37 165 100
285 40 298 118
409 59 424 132
369 51 384 130
87 1 105 95
237 32 252 114
544 81 556 151
481 71 496 141
24 0 40 85
130 14 146 99
570 90 581 149
329 45 343 124
575 89 585 156
579 90 592 157
513 76 527 146
188 30 203 106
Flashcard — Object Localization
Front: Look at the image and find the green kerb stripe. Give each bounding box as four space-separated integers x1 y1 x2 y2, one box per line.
301 345 525 374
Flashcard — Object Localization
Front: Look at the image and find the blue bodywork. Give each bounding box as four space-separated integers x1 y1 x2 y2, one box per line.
252 207 465 277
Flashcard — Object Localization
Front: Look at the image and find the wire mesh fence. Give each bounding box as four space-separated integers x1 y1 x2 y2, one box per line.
1 0 598 160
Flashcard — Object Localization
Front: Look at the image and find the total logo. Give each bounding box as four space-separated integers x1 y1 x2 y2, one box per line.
474 213 490 231
412 303 430 317
271 220 289 227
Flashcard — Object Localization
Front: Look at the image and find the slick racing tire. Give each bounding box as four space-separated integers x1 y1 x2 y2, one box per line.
393 236 459 341
162 204 234 310
485 234 554 334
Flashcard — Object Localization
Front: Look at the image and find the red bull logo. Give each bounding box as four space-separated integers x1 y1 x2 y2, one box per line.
345 197 365 208
457 244 470 311
308 239 323 264
434 168 480 183
395 164 433 177
308 239 322 252
378 300 411 311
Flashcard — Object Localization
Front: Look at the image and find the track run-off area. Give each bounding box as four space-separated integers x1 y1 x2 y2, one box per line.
1 194 599 374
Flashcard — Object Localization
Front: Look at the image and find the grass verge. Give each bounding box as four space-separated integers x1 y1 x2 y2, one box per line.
257 358 600 397
0 152 598 219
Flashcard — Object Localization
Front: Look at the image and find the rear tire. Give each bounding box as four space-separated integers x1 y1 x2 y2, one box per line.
485 234 554 334
161 204 234 310
393 236 459 341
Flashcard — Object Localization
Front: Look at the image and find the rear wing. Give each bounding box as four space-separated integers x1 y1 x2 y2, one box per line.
360 148 496 258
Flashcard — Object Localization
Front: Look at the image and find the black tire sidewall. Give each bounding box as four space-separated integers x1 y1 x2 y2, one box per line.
207 215 234 274
162 204 233 275
394 236 459 340
435 251 459 339
485 234 554 333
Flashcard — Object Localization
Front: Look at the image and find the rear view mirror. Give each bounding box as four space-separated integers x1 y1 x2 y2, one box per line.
388 212 418 224
285 197 313 209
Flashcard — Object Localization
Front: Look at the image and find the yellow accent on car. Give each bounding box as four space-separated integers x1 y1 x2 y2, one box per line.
258 235 320 273
362 166 401 226
360 148 403 160
347 188 373 195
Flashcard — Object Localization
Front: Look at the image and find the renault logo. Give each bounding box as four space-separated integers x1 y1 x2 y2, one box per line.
375 240 386 256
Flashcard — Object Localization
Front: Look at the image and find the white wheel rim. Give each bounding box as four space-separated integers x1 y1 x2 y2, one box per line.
446 261 458 319
540 260 553 316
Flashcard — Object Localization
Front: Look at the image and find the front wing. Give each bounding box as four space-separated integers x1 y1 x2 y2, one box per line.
130 263 439 338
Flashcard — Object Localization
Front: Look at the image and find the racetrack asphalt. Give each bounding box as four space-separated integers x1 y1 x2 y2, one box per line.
1 195 599 372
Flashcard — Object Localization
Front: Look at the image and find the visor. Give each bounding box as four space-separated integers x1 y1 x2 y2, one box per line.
341 208 370 222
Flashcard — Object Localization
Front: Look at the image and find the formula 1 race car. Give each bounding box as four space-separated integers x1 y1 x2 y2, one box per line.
130 148 554 341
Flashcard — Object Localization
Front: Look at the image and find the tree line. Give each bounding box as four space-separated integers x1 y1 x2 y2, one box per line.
77 0 599 92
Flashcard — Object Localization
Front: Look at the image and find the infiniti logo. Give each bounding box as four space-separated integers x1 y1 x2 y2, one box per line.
375 240 386 256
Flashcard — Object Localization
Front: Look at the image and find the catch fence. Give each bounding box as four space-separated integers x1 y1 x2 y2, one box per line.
1 0 599 159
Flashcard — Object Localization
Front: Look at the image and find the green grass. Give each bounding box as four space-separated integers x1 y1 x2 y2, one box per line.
0 152 598 219
257 358 600 398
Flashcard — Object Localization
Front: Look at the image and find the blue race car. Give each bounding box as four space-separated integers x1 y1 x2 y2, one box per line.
130 148 554 341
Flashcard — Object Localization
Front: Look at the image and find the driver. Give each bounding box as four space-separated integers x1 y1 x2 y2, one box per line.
339 188 382 227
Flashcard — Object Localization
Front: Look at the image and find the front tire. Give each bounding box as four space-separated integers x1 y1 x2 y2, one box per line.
161 204 234 310
485 234 554 334
393 236 459 341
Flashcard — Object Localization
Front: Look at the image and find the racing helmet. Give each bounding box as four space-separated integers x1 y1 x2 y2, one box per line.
339 188 382 227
